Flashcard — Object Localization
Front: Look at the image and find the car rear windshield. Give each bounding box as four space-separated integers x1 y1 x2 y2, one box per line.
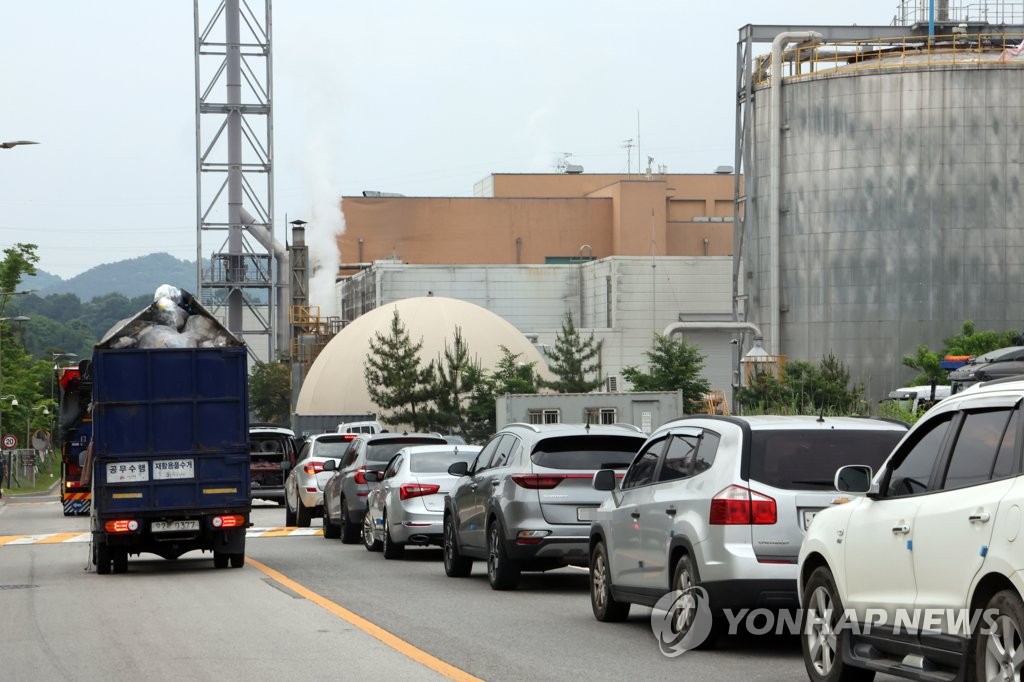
530 435 645 470
367 438 446 463
409 450 478 473
748 429 905 490
311 438 354 458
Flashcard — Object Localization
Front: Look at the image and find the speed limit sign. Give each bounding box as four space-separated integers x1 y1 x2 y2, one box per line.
2 434 17 449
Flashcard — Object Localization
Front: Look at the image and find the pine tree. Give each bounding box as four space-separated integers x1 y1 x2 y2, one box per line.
540 313 603 393
363 309 433 429
621 334 711 413
429 327 482 434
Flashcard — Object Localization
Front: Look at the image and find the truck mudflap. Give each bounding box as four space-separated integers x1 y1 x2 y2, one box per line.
92 511 249 574
62 490 91 516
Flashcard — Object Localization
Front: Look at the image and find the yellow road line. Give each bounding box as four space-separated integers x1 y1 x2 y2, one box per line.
35 532 87 544
259 528 308 537
0 535 27 546
248 558 482 682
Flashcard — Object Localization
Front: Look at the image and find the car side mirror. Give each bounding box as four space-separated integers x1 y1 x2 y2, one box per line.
322 459 337 472
448 460 469 477
592 469 617 492
834 465 874 495
364 470 382 483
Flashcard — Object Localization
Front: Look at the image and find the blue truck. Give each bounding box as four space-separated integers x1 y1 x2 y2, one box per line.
89 291 251 574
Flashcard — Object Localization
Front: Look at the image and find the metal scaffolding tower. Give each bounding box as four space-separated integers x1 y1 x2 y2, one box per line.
194 0 275 361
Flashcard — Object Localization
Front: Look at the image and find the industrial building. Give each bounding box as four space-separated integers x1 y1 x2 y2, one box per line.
735 2 1024 401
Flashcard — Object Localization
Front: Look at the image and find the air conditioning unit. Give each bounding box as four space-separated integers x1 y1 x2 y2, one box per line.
606 376 618 392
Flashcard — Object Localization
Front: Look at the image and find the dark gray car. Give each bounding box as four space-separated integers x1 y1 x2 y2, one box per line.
322 432 447 543
442 423 647 590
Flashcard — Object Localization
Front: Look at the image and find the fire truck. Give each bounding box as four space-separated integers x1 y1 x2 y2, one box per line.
57 363 91 516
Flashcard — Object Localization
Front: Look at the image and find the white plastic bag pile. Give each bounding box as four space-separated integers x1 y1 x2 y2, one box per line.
103 284 236 350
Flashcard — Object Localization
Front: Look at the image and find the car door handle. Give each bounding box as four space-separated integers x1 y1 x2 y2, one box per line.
491 479 501 486
631 512 641 520
969 512 991 523
665 508 677 516
469 484 477 491
892 524 910 535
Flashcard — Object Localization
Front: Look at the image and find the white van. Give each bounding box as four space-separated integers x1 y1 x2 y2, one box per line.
336 420 384 435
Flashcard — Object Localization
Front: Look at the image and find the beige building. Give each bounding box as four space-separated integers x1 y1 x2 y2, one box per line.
337 172 737 270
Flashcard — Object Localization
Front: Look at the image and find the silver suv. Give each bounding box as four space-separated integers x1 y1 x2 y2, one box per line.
322 432 447 543
442 423 648 590
587 415 908 640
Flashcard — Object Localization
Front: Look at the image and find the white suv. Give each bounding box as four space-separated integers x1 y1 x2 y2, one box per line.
799 377 1024 682
589 415 907 643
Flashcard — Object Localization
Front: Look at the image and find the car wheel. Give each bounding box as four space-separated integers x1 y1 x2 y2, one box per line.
974 589 1024 682
590 541 630 622
95 542 111 575
670 554 718 650
213 551 229 569
340 496 361 544
230 553 245 568
322 504 341 539
285 495 297 526
443 515 472 577
295 499 312 528
801 566 874 682
486 518 521 590
363 511 382 552
382 510 405 560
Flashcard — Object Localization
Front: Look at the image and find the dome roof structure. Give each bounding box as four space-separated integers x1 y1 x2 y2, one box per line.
295 296 550 417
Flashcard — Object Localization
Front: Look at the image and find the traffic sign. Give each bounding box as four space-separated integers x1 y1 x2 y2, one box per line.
2 434 17 449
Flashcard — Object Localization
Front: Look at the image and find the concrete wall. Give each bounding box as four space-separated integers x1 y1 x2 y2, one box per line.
495 391 686 434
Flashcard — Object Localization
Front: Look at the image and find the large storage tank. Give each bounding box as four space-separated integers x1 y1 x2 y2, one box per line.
741 18 1024 401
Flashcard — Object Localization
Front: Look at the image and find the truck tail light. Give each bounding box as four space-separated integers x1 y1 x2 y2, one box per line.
212 515 245 529
709 485 777 525
104 519 140 533
399 483 440 500
354 467 368 485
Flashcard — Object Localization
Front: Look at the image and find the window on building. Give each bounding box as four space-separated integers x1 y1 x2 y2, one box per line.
584 407 617 425
528 409 560 425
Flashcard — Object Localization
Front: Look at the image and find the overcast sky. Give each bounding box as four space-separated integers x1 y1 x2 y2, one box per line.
1 0 900 280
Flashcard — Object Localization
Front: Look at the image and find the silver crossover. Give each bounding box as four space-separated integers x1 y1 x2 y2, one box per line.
362 444 482 559
443 423 648 590
283 432 357 527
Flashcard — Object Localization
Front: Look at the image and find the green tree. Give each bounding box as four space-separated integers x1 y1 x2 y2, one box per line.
901 320 1020 386
737 354 864 415
249 359 291 425
363 309 434 430
540 313 603 393
429 327 483 434
0 243 39 315
621 334 711 413
463 346 540 443
901 344 946 386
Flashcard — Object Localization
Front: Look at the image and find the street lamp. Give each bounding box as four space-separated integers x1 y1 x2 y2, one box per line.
22 404 49 453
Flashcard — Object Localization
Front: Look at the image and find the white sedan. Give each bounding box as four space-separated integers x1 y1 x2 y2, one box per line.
362 444 481 559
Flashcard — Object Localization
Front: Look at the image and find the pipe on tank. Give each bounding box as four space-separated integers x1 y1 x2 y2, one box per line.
662 321 764 341
770 31 822 356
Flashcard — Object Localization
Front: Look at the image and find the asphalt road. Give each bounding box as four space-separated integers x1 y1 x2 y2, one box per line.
0 494 898 681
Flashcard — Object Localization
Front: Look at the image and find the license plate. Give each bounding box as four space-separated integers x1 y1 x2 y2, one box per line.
577 507 597 522
153 458 195 480
151 520 199 533
802 509 822 531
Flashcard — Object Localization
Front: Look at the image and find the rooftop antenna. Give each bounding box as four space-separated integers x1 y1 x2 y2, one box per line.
553 152 574 172
622 138 635 177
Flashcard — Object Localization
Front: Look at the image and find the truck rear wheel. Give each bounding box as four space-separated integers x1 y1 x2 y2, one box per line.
95 542 111 575
213 551 229 569
112 550 128 574
230 553 245 568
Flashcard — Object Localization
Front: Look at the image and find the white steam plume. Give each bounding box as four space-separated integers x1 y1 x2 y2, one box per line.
304 133 345 319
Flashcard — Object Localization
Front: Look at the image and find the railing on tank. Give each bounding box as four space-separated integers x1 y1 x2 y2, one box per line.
754 32 1024 86
895 1 1024 27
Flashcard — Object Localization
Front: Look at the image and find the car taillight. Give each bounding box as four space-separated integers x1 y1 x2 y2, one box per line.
354 467 368 485
511 473 591 489
400 483 440 500
303 460 324 475
104 519 140 533
709 485 777 525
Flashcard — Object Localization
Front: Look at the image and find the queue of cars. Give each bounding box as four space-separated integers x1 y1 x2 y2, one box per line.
276 379 1024 681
